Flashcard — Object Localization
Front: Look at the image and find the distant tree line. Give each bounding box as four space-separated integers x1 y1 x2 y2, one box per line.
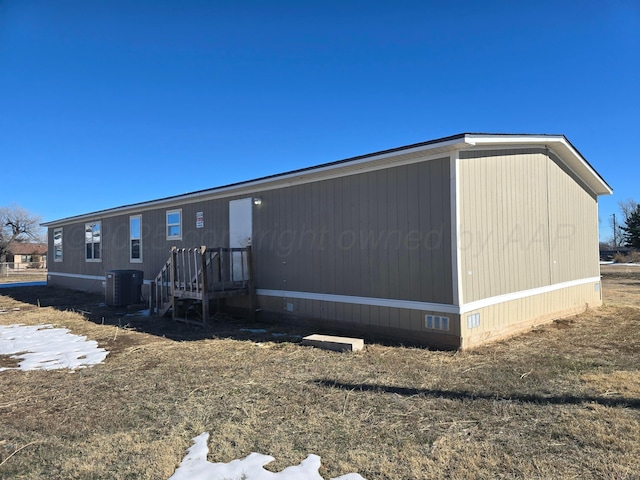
608 198 640 249
621 204 640 249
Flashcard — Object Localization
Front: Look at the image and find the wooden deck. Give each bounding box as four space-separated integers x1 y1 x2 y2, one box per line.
150 246 255 325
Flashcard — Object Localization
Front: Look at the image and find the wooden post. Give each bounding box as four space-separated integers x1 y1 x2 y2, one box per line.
170 247 177 321
216 248 223 316
246 246 257 321
200 245 209 323
150 280 156 316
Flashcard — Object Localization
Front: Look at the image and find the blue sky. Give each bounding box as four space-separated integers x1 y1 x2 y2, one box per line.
1 1 638 242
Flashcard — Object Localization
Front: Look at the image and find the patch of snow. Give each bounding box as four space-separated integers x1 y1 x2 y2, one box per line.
0 324 108 372
601 261 640 266
125 309 150 317
169 433 366 480
0 327 365 477
240 328 268 334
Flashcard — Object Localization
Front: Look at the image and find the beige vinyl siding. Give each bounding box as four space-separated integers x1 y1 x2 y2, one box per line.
458 149 550 302
458 148 600 304
546 152 600 284
249 157 453 337
48 221 107 276
47 198 233 284
49 156 454 334
460 281 601 349
43 135 609 349
252 156 453 307
258 294 461 347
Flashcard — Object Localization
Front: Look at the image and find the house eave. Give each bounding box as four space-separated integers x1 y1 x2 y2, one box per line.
41 133 612 228
42 134 469 227
462 134 613 196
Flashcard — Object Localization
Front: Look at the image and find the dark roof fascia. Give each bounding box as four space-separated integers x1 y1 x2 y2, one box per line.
557 135 613 194
42 132 612 227
42 133 468 226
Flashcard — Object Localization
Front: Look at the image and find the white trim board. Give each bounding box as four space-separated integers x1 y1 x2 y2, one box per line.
463 135 611 196
459 276 600 314
257 276 600 316
48 272 153 285
48 272 105 281
460 143 601 198
256 289 460 315
450 151 462 306
48 273 599 314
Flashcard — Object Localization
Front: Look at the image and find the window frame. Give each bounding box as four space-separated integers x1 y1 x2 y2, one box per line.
85 221 102 262
166 209 182 240
53 227 63 262
129 215 142 263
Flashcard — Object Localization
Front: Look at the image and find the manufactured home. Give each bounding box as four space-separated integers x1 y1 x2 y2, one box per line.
42 133 612 349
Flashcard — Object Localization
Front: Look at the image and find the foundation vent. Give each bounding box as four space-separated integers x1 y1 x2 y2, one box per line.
425 315 449 331
467 313 480 329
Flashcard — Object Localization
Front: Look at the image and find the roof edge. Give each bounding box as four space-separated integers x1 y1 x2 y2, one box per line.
463 134 613 196
43 133 469 226
42 133 611 227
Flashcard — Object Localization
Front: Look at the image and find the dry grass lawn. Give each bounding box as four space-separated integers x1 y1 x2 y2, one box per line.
0 272 47 284
0 264 639 479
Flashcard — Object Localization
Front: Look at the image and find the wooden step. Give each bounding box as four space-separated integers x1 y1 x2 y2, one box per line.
156 301 172 318
302 334 364 352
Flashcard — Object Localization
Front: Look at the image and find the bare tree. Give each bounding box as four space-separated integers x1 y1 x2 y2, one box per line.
619 198 638 221
0 204 43 263
609 199 639 247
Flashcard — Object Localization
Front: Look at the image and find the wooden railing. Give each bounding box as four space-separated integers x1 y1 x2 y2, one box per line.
151 246 253 322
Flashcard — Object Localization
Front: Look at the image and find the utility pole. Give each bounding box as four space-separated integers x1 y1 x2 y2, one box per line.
613 213 617 247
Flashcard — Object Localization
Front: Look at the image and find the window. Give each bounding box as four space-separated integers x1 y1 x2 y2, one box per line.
53 228 63 262
85 222 101 261
130 215 142 262
166 209 182 240
425 315 449 331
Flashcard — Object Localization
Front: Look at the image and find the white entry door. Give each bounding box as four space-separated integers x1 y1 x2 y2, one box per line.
229 198 252 281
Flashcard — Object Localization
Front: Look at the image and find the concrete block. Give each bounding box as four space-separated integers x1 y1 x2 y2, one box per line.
302 334 364 352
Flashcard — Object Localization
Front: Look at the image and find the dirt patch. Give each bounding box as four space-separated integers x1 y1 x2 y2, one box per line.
0 354 20 369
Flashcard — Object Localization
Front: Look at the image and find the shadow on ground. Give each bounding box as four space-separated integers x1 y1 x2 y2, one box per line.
0 285 313 344
0 285 438 348
315 379 640 409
